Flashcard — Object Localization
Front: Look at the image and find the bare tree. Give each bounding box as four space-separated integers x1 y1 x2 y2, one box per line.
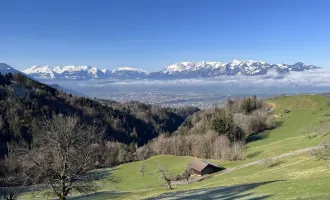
300 125 316 139
312 137 330 164
156 161 172 189
311 122 330 165
138 162 145 177
181 166 192 183
1 190 17 200
0 155 26 200
8 115 120 200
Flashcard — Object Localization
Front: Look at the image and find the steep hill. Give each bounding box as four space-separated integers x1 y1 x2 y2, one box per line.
0 63 21 74
0 72 198 158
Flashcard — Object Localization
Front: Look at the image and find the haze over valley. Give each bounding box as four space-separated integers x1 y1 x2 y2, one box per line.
4 59 323 108
2 1 330 200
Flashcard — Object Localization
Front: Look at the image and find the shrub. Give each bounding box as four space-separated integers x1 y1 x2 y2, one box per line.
263 158 285 168
265 116 276 129
299 126 317 139
171 175 179 181
241 97 257 114
324 112 330 116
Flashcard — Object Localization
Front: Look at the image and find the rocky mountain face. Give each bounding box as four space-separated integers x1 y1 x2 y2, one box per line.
21 60 319 80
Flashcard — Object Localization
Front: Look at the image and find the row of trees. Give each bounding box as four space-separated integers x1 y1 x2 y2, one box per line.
136 131 244 160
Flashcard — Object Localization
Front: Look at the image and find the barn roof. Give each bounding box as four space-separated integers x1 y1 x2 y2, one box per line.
189 160 223 172
203 161 222 168
189 160 208 172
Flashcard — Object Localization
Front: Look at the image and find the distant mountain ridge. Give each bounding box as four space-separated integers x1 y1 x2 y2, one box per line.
23 65 107 80
149 60 319 78
22 60 319 80
0 63 21 75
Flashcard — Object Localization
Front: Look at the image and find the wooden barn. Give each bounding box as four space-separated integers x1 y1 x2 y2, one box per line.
189 160 225 176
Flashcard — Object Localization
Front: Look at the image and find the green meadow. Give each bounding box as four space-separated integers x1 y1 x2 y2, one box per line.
21 95 330 200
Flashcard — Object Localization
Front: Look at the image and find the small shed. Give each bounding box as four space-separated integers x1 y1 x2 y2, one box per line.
189 160 225 176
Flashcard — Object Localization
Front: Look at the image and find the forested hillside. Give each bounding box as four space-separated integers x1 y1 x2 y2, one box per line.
0 72 198 157
136 96 276 160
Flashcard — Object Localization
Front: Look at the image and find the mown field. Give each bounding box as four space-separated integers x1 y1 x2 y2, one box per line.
20 95 330 200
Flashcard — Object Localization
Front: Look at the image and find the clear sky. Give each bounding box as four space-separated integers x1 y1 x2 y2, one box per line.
0 0 329 71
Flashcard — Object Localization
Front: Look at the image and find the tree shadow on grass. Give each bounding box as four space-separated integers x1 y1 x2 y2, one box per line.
145 180 284 200
68 191 130 200
87 168 119 180
267 160 286 168
275 121 284 128
246 150 264 159
246 133 269 143
246 121 284 143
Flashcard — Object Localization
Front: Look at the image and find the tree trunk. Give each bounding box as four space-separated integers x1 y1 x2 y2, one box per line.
59 196 66 200
167 181 172 190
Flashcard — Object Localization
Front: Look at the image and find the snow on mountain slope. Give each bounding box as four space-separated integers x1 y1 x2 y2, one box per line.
22 60 319 80
23 66 56 79
23 65 106 80
112 67 148 74
111 67 148 79
151 60 318 78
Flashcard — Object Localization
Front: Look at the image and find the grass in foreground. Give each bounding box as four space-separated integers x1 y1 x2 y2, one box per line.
20 95 330 200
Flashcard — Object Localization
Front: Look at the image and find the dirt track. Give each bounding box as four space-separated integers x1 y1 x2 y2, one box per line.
172 146 321 186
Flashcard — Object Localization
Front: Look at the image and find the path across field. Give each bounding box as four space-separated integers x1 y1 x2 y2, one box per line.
171 145 321 186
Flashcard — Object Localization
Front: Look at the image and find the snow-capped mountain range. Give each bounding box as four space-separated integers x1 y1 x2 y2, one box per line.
22 60 319 80
23 65 107 80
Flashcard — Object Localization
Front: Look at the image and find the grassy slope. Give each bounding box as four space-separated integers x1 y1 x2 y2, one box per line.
215 94 329 168
21 95 330 200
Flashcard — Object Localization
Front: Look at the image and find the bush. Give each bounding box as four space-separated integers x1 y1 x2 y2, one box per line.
284 109 290 113
324 112 330 116
263 158 285 168
265 116 276 129
171 175 180 181
241 97 257 114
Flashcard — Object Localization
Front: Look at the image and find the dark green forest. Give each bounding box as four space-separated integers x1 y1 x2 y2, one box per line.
0 72 198 157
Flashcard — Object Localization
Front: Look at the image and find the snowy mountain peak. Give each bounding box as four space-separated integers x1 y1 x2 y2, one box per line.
164 61 226 74
23 65 53 74
150 60 319 78
101 68 108 74
22 60 319 80
231 59 241 65
112 67 147 74
24 65 104 80
52 65 95 74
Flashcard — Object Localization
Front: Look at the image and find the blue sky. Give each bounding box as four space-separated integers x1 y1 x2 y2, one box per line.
0 0 329 71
